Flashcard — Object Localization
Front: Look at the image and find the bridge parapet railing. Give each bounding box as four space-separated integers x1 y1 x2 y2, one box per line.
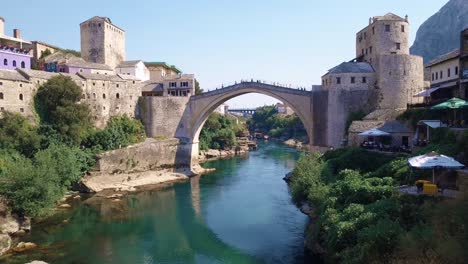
192 79 312 99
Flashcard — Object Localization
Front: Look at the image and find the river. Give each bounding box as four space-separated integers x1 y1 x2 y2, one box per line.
2 142 316 264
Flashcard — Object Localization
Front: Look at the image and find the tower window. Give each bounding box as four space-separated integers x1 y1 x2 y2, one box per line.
19 94 23 101
351 77 355 84
401 25 405 32
336 77 341 84
116 93 120 99
362 77 367 83
385 25 390 32
372 27 375 35
103 93 106 99
0 92 3 99
396 43 401 50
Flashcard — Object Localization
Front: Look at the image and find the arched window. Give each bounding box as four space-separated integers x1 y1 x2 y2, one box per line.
116 93 120 99
12 60 16 67
20 61 25 68
19 94 23 101
103 93 106 99
0 92 4 99
3 59 7 66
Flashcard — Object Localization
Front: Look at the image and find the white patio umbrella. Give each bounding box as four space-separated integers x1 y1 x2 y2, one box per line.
358 128 390 137
408 151 465 183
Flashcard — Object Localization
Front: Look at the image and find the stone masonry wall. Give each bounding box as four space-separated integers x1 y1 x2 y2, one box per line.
139 96 189 138
312 90 328 146
377 54 424 109
94 138 193 174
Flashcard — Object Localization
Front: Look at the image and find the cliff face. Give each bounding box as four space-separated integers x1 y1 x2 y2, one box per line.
410 0 468 63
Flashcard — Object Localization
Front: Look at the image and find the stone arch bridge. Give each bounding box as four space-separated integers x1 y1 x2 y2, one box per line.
175 81 317 165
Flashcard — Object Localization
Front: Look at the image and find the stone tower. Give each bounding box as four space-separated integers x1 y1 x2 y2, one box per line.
356 13 423 110
80 16 126 69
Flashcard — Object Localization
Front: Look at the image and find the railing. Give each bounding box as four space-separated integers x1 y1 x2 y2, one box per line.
193 79 312 99
0 45 30 55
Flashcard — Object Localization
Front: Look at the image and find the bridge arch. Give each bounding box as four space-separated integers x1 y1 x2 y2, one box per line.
184 82 314 162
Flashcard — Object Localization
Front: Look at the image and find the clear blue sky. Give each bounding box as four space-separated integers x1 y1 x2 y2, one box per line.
2 0 448 107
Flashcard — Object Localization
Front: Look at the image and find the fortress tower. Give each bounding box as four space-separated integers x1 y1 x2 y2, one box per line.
80 16 126 69
356 13 423 110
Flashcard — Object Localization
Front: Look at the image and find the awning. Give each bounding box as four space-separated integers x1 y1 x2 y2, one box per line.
418 120 447 128
408 152 465 169
413 87 439 97
358 128 390 136
435 81 458 89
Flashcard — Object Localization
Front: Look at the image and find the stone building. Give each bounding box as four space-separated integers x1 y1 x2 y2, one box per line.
30 41 59 68
145 62 181 81
80 16 126 69
0 68 142 128
44 51 114 75
323 13 425 147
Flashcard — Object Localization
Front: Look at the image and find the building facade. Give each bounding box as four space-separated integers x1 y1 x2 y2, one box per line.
0 17 32 71
115 60 150 81
80 17 126 69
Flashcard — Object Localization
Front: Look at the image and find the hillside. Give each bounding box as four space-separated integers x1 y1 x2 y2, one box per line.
410 0 468 63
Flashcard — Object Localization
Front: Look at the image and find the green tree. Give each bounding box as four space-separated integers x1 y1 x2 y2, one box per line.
82 115 146 152
0 111 41 157
195 79 204 95
35 75 92 145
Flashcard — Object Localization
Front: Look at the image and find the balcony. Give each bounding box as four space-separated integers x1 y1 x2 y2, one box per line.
0 45 31 56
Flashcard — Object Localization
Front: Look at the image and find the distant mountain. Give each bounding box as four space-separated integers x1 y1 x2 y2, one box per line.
410 0 468 63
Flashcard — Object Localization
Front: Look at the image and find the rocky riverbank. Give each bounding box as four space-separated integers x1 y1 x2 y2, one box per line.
0 198 31 256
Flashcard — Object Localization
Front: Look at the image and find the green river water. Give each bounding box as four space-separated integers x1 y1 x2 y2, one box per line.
2 142 317 264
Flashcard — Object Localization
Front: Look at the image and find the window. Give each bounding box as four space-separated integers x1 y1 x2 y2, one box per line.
19 94 23 100
169 82 177 87
432 73 435 81
116 93 120 99
369 46 372 54
362 77 367 83
19 84 22 87
116 84 119 88
365 48 368 55
93 93 96 99
12 60 16 67
21 61 25 68
455 66 459 75
20 108 24 113
102 93 106 99
448 68 451 78
0 82 3 86
372 27 375 35
401 25 405 32
0 107 3 111
385 25 390 32
3 59 7 66
181 82 189 87
396 43 401 50
102 82 105 87
362 49 364 55
336 77 341 84
436 72 438 80
351 77 355 84
440 71 443 79
0 92 3 99
93 82 95 86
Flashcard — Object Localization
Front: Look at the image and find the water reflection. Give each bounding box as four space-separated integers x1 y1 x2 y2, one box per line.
2 142 309 264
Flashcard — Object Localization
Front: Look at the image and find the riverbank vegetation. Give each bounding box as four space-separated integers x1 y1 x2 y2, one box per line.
247 105 307 141
199 112 247 151
291 130 467 264
0 76 145 217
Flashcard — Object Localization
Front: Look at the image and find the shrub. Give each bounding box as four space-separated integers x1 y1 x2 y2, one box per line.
0 111 41 157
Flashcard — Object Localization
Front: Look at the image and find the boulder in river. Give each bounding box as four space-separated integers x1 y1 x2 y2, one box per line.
0 234 11 255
